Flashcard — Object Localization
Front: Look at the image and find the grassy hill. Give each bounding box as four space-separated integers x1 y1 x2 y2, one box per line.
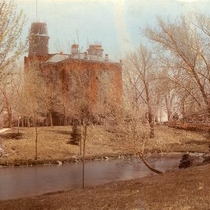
0 125 209 165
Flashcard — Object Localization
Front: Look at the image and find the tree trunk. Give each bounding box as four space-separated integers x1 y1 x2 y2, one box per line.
7 107 12 128
144 81 155 138
1 89 12 128
79 125 82 155
27 118 30 127
49 111 53 127
136 151 163 174
21 117 24 127
82 123 88 189
35 119 38 160
17 117 20 133
63 107 67 126
148 112 154 138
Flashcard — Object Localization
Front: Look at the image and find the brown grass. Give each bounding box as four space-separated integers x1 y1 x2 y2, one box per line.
0 125 209 163
150 125 209 153
0 126 122 162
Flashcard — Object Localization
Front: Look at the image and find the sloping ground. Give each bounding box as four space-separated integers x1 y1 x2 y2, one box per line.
0 126 122 163
0 125 209 166
0 164 209 210
154 124 210 153
168 121 210 132
0 129 11 157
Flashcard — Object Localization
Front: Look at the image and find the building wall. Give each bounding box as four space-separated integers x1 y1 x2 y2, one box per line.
41 59 122 115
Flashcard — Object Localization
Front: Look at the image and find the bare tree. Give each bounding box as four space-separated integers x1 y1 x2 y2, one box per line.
105 93 164 174
144 14 210 116
0 0 26 82
56 60 95 188
125 44 157 138
23 69 48 160
0 61 25 128
0 1 26 128
100 46 165 174
0 86 13 128
39 65 62 126
0 76 18 127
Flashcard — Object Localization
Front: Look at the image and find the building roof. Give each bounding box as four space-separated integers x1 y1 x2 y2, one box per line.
45 54 69 63
71 53 107 62
44 52 121 65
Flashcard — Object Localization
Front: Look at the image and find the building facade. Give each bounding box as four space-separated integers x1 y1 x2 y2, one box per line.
24 22 122 125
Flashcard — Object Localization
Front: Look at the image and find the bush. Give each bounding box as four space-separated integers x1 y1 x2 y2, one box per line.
68 124 81 145
179 154 194 169
0 132 23 140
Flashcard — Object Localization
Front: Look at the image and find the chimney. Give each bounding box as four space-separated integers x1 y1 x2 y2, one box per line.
87 44 104 57
105 54 108 61
84 52 87 60
71 44 79 55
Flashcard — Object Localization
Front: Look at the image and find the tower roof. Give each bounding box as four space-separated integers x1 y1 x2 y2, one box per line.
30 22 49 37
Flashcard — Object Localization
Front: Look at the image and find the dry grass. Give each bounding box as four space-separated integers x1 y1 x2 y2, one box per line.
0 126 121 162
0 124 209 163
148 125 209 153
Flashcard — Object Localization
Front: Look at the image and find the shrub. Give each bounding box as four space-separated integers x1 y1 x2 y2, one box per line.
179 154 194 169
68 124 81 146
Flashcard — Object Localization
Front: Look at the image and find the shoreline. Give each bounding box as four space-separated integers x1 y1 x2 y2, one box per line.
0 152 132 167
0 151 204 168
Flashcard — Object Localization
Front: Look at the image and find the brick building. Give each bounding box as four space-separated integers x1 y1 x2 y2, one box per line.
24 22 122 125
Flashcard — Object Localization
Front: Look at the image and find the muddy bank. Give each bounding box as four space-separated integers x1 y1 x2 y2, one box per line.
0 153 133 167
0 150 205 168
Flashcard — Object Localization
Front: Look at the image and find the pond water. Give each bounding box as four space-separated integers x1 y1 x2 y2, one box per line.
0 156 181 200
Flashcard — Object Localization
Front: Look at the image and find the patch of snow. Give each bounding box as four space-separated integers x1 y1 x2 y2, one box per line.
0 128 10 133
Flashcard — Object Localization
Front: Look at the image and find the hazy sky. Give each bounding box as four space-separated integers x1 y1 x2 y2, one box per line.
14 0 210 61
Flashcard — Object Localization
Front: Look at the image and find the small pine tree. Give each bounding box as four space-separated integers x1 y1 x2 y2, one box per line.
69 120 81 145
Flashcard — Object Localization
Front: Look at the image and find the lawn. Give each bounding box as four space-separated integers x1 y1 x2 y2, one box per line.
0 126 121 162
0 124 209 164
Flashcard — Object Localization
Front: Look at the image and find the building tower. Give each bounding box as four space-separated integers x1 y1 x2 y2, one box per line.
28 22 50 57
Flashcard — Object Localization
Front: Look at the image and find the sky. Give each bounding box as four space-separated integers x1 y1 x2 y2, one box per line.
14 0 210 61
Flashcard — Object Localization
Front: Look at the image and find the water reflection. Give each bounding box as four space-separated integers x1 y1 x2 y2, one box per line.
0 157 180 200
